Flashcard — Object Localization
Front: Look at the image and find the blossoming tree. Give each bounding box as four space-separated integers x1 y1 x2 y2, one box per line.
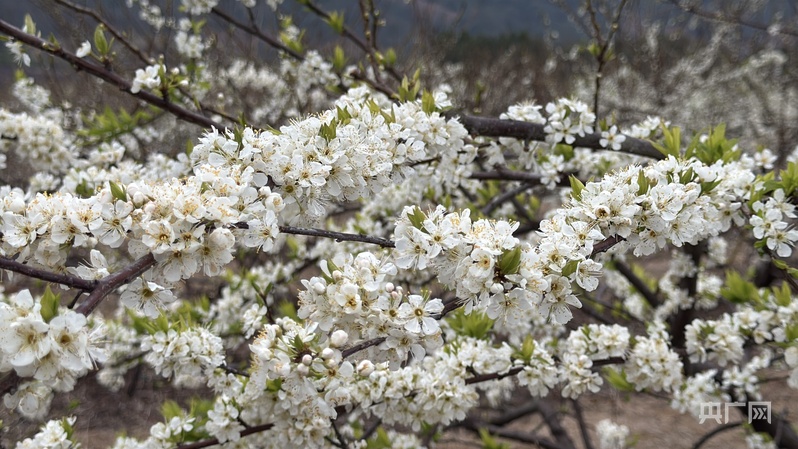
1 0 798 448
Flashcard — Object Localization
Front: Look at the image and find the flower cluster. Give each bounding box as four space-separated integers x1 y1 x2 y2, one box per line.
544 98 596 145
0 290 105 419
130 64 163 94
624 322 683 392
13 416 79 449
140 326 225 388
190 88 473 224
750 188 798 257
298 251 445 367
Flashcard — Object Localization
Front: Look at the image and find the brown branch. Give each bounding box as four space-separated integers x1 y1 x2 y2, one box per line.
0 372 21 396
469 168 575 187
210 6 303 61
465 366 523 385
590 235 625 257
0 256 97 290
666 0 798 38
458 418 561 449
52 0 150 65
613 259 662 307
572 399 595 449
75 253 157 316
175 422 274 449
539 400 578 449
454 114 663 159
278 225 395 248
342 337 386 359
0 19 222 130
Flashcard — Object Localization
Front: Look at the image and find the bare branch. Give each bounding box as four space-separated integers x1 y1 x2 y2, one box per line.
0 19 223 130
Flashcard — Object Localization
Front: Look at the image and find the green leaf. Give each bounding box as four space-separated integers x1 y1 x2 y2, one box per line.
569 174 585 201
332 45 347 72
109 181 127 202
653 125 681 157
277 301 299 321
636 170 650 195
478 428 510 449
445 309 494 340
561 259 579 277
407 206 426 231
515 335 538 363
319 120 337 141
772 282 792 307
421 90 437 114
603 367 635 392
24 14 37 35
365 427 392 449
94 25 109 55
325 11 345 34
40 286 60 323
161 400 184 421
498 246 522 276
383 48 397 66
720 270 760 305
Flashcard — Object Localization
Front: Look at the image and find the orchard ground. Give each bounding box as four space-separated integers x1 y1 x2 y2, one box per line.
6 368 795 448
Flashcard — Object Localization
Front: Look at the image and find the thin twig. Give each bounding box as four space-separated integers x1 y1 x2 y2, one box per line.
0 19 222 130
211 6 303 60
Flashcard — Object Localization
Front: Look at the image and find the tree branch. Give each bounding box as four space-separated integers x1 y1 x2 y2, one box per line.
279 225 395 248
175 422 274 449
0 19 222 130
454 114 663 159
0 256 97 291
342 337 386 359
210 6 303 61
74 253 157 316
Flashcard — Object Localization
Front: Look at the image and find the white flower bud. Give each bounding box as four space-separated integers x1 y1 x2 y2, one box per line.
312 282 326 295
132 191 147 206
490 283 504 294
330 330 348 348
320 347 335 360
296 363 309 376
332 270 342 281
301 354 313 366
357 360 375 377
385 282 395 292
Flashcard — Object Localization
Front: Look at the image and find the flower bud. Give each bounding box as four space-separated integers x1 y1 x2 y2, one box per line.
385 282 395 292
330 330 348 348
320 347 335 360
296 363 309 376
301 354 313 366
357 360 375 377
312 282 326 295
